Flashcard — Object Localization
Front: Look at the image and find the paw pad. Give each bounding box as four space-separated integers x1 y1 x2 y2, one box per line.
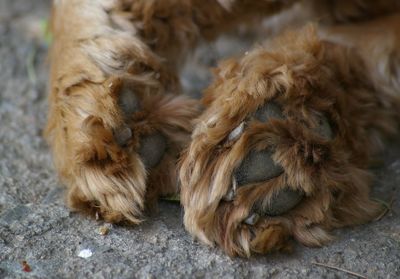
116 84 167 169
119 85 141 116
253 102 284 122
234 102 285 186
114 127 132 146
313 115 333 140
253 187 304 217
234 150 284 185
138 133 167 169
223 101 333 220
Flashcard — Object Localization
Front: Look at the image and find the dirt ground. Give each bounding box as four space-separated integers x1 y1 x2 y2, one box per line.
0 1 399 278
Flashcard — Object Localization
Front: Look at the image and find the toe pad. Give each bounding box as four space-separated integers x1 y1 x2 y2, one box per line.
255 187 304 216
138 133 167 169
234 150 284 186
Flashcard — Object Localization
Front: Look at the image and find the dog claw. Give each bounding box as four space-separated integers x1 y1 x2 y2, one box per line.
223 189 235 201
223 178 238 201
234 150 284 186
244 213 260 225
228 122 245 142
138 133 167 169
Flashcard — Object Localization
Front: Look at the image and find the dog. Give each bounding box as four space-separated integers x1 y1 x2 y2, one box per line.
46 0 400 257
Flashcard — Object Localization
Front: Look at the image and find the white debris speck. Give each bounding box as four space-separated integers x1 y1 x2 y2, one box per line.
78 249 93 258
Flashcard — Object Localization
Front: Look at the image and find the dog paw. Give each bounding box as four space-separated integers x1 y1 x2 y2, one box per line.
181 98 334 255
180 32 381 256
49 77 199 224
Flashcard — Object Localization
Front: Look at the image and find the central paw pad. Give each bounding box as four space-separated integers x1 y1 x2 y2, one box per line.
244 187 305 225
138 133 167 169
224 101 333 220
115 84 168 169
234 150 284 185
181 95 337 256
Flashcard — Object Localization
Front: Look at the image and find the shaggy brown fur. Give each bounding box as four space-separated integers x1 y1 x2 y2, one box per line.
180 16 400 256
46 0 400 255
46 0 304 223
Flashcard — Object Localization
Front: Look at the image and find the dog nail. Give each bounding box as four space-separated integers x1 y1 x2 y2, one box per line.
254 102 284 122
244 213 259 225
138 132 167 169
227 122 245 142
115 127 132 146
207 115 218 128
256 187 304 216
223 189 235 201
234 149 284 186
223 178 238 201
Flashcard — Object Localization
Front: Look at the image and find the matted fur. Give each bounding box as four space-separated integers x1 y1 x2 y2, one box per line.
46 0 400 255
46 0 304 223
179 23 400 257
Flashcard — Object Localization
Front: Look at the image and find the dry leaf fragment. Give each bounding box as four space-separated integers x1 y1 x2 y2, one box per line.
21 261 32 272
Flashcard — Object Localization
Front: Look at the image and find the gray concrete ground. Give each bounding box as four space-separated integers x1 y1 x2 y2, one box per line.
0 1 399 278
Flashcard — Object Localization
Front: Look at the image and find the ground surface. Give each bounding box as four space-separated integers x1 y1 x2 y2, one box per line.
0 1 399 278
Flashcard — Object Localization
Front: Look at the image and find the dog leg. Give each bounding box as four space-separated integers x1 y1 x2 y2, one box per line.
46 0 202 223
307 0 400 23
46 0 300 223
320 12 400 106
180 26 399 257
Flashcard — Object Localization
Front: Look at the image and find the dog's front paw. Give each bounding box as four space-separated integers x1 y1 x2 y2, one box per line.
180 30 381 257
48 76 199 223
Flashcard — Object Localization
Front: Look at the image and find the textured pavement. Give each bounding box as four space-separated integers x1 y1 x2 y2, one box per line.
0 1 399 278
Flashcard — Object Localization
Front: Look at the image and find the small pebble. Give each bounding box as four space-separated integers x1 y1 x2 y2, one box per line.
78 249 93 259
99 226 110 236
